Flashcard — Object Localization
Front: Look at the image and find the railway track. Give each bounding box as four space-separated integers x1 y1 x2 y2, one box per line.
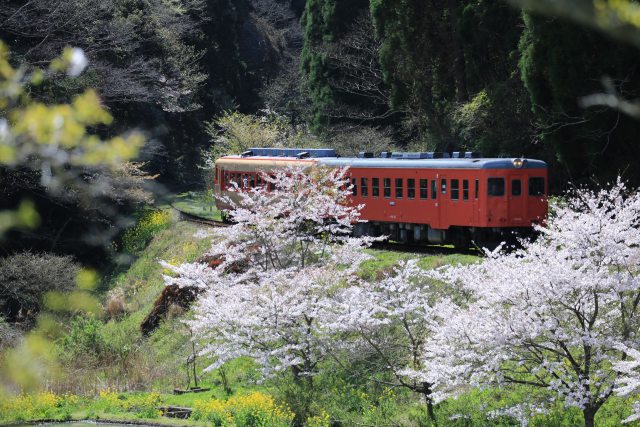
172 206 230 228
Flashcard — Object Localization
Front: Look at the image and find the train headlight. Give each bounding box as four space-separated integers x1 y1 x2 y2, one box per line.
513 158 524 168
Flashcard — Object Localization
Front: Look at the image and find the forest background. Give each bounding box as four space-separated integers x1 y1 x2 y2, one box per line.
4 0 640 267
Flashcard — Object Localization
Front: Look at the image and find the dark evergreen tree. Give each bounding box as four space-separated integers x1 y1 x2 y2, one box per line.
300 0 370 129
519 13 640 185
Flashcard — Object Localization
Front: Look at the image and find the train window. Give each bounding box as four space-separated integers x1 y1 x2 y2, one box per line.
407 179 415 199
395 178 403 198
269 175 276 192
242 174 249 189
451 179 459 200
372 178 380 197
419 179 428 199
475 179 479 199
224 172 230 188
256 175 262 188
249 174 256 188
529 177 545 196
431 180 437 199
384 178 391 198
441 179 447 195
488 178 505 196
463 180 469 200
512 179 522 196
361 178 368 197
352 178 358 196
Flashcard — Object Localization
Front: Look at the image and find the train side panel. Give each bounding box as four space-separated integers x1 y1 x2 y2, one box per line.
347 167 547 229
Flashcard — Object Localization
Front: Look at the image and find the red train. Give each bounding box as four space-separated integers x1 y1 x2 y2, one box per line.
213 148 548 249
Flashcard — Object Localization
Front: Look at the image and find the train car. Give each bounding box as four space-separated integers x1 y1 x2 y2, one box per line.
213 148 548 249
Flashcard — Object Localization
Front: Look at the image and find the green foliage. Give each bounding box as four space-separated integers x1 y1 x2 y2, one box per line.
121 209 173 254
300 0 369 129
370 0 532 154
311 376 400 427
416 387 632 426
97 389 163 418
205 110 319 159
58 315 108 364
518 13 640 185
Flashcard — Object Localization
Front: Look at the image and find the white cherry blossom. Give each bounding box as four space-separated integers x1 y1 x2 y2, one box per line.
422 180 640 427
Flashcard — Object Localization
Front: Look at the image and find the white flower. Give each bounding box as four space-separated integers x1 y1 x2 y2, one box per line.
0 118 8 140
67 48 88 77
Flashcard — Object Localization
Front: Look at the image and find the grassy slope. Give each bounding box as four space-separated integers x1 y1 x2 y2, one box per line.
98 212 477 393
95 218 212 390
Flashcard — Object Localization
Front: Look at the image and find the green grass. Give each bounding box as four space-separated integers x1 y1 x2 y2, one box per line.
359 248 478 281
171 191 222 221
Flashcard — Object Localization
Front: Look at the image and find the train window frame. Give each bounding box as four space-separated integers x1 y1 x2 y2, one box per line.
512 179 522 196
529 177 545 196
451 179 459 200
407 179 415 199
419 179 428 199
395 178 403 198
441 179 447 195
488 177 505 197
249 173 256 188
463 179 469 200
372 178 380 197
431 180 437 199
384 178 391 198
352 178 358 196
361 177 369 197
475 179 479 199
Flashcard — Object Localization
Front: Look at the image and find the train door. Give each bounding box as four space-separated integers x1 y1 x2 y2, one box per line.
437 174 448 228
472 178 480 224
508 175 525 226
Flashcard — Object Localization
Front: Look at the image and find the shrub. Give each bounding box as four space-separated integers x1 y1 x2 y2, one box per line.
121 209 172 254
96 389 162 418
191 392 294 427
105 290 127 319
0 316 21 350
58 315 108 365
0 252 79 324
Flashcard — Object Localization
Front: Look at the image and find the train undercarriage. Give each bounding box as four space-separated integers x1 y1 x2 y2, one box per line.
353 222 536 250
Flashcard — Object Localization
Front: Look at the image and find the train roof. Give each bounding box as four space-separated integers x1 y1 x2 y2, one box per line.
219 155 548 170
317 157 547 169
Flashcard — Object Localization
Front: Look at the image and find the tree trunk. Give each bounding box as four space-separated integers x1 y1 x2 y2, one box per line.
291 365 313 427
583 407 596 427
422 382 438 426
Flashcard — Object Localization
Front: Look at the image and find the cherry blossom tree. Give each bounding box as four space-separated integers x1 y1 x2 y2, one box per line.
329 259 440 421
162 165 376 423
421 180 640 427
